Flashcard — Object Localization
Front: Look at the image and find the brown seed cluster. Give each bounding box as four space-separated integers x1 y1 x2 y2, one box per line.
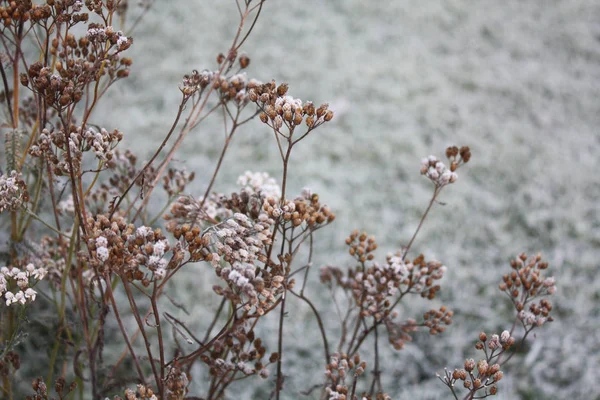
445 145 471 170
218 189 264 220
83 214 179 285
499 253 555 329
345 230 377 263
162 168 195 198
440 330 514 398
355 250 444 301
263 189 335 228
180 69 211 96
321 243 450 364
180 68 254 105
324 353 369 400
322 233 452 356
22 20 132 110
0 351 20 377
28 376 76 400
169 223 210 262
423 305 453 335
384 319 417 350
121 384 157 400
474 331 516 352
421 145 471 187
29 126 123 175
171 211 272 265
163 366 190 400
180 50 254 102
215 73 251 104
166 185 334 313
169 207 286 315
165 195 221 229
384 306 452 350
201 327 274 382
322 243 447 321
1 0 50 25
249 80 333 130
166 182 270 231
395 253 447 299
0 170 29 213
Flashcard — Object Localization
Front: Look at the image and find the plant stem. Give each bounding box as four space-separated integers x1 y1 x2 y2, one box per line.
402 186 441 260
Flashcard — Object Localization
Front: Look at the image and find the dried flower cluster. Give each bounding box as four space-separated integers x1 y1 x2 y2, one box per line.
0 351 20 378
0 263 46 306
29 126 123 175
22 20 131 110
439 251 556 398
84 214 175 283
321 234 448 322
201 326 275 384
237 170 281 200
28 376 77 400
206 213 280 312
162 168 195 198
166 170 280 227
28 236 70 289
500 252 556 329
420 146 471 187
439 330 515 398
324 353 374 400
263 187 335 229
180 55 254 104
0 170 28 213
122 385 157 400
168 187 284 315
251 81 334 131
163 366 190 400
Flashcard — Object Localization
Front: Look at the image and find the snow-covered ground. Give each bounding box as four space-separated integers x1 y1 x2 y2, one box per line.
96 1 600 399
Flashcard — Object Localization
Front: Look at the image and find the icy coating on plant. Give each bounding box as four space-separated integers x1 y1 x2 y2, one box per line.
0 264 46 307
0 1 591 399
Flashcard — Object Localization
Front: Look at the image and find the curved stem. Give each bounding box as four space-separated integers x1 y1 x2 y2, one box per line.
288 288 330 365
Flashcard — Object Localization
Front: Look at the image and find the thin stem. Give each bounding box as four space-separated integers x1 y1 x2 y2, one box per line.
235 1 263 50
151 282 165 398
203 297 227 344
275 289 286 400
402 186 441 260
111 95 188 219
0 60 14 127
288 288 330 365
104 276 146 384
368 324 381 395
22 208 71 238
122 279 161 393
198 111 240 209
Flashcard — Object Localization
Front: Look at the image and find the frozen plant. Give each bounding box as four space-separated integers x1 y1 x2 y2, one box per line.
0 1 557 399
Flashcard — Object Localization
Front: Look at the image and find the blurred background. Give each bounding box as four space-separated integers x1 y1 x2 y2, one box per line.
93 1 599 399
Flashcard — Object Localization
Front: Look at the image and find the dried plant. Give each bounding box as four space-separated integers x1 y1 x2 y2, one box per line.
0 1 557 399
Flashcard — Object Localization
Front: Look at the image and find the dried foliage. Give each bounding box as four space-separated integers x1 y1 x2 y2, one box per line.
0 1 556 399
